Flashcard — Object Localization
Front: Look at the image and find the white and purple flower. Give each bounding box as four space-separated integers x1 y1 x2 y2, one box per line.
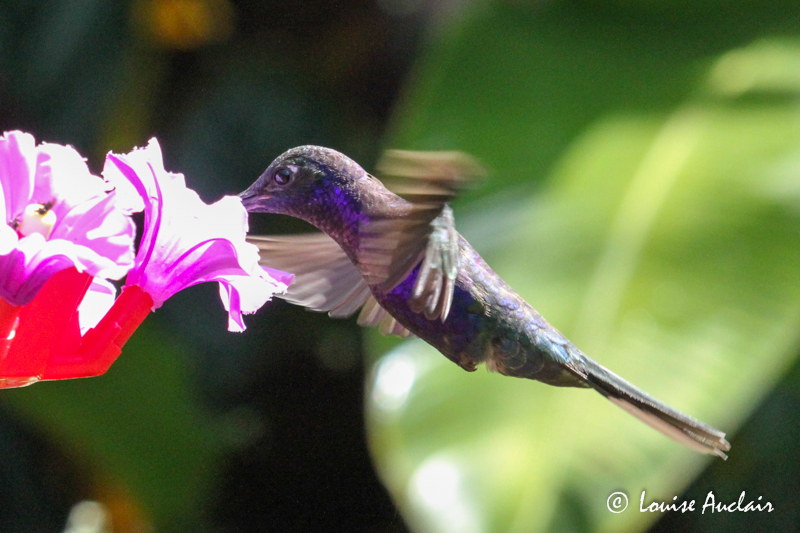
0 131 292 386
103 138 293 332
0 130 135 306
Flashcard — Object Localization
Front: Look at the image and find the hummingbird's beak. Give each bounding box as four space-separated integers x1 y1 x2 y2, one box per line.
238 188 270 212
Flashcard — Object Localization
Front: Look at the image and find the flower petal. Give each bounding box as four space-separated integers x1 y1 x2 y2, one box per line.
0 131 136 306
105 139 292 330
0 234 87 305
51 190 136 280
78 277 117 334
0 225 16 255
218 273 291 332
0 131 37 226
34 141 110 214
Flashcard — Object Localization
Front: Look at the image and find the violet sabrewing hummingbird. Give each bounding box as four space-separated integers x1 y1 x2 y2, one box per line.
239 145 731 459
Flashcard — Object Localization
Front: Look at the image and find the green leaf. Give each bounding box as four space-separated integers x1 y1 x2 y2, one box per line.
367 5 800 532
1 320 221 531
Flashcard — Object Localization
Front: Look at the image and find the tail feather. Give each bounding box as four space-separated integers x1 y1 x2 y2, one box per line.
581 358 731 459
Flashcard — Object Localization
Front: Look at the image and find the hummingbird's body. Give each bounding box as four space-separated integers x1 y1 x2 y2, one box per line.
240 145 731 458
373 239 577 385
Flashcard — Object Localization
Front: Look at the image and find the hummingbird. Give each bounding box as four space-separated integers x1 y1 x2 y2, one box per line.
239 145 731 459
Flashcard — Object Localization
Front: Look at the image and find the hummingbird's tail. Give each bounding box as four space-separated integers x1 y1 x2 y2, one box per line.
578 356 731 459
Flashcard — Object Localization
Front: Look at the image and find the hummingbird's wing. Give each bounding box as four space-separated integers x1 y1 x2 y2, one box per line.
247 233 370 317
358 150 484 322
357 297 415 338
247 233 414 338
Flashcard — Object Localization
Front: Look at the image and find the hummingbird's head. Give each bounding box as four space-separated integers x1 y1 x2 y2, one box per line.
239 145 368 231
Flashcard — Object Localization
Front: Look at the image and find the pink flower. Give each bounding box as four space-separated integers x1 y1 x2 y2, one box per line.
1 133 291 388
103 138 292 332
0 131 135 306
1 133 290 388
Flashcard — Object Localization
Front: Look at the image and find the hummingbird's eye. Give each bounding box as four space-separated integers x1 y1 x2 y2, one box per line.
274 167 293 185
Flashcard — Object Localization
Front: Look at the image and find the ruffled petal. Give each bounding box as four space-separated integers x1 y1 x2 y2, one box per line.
219 273 291 332
34 141 109 214
0 131 37 225
101 141 154 215
105 139 292 331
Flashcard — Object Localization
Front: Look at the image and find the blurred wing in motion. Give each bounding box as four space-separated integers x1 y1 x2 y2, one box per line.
358 150 485 321
247 233 369 318
247 233 413 337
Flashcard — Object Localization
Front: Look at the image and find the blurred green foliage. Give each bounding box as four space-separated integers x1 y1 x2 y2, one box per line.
367 2 800 532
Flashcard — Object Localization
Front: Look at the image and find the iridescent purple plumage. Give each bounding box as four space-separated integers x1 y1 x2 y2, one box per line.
240 146 731 459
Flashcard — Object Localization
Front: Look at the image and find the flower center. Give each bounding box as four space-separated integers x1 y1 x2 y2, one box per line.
17 202 57 239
